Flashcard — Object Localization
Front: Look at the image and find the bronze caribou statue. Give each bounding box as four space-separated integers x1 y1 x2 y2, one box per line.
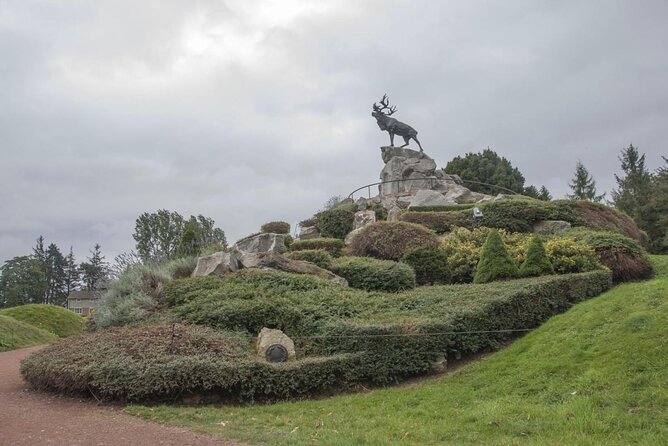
371 94 423 152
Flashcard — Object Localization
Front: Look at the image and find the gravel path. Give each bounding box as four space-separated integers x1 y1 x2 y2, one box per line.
0 346 239 446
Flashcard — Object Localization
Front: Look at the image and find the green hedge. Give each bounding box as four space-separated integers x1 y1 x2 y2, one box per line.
401 247 449 285
408 203 477 212
314 207 355 239
285 249 333 269
261 221 291 234
400 211 473 234
291 238 344 257
330 257 416 292
348 221 440 260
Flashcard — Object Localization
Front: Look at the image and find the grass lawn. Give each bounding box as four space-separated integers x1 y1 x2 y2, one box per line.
0 304 86 337
0 315 58 351
127 256 668 445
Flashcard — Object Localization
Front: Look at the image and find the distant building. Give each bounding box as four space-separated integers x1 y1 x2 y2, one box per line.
67 290 103 316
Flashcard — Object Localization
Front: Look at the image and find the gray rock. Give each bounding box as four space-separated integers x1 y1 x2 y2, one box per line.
192 251 240 277
408 190 454 208
233 233 287 268
256 253 348 286
387 206 402 222
353 210 376 230
381 146 430 163
256 327 296 362
533 220 572 235
298 225 320 240
355 197 369 210
441 184 492 204
344 227 363 246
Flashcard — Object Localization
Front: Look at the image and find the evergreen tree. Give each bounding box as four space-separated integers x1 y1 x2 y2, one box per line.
79 244 109 291
523 185 540 199
538 186 552 201
444 148 526 195
520 236 554 277
176 221 202 257
45 243 67 305
640 157 668 252
473 230 519 284
611 144 652 224
0 256 47 307
64 247 80 297
568 160 605 202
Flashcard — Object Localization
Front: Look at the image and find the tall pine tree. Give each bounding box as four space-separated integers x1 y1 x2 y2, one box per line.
568 161 605 202
64 247 80 297
44 243 67 305
611 144 652 224
79 244 109 291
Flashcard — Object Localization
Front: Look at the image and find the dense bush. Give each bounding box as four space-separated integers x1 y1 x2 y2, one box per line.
370 203 388 221
299 217 317 228
409 203 476 212
566 229 653 282
20 323 361 401
285 249 333 269
572 201 647 244
401 247 449 285
290 238 344 257
519 236 554 277
261 221 291 234
545 238 601 274
348 221 439 261
0 304 86 337
473 230 520 283
314 208 355 239
330 257 416 292
479 199 582 232
400 211 473 233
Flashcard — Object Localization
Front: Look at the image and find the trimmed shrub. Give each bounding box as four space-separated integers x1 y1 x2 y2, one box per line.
400 211 473 233
572 201 647 244
285 249 333 269
409 203 476 212
473 230 519 283
349 221 440 261
291 238 344 257
401 247 449 285
299 217 317 228
545 238 601 274
519 236 554 277
330 257 416 292
261 221 291 234
315 208 355 239
479 199 580 233
0 304 86 337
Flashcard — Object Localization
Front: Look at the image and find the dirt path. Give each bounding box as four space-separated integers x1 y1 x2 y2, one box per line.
0 346 240 446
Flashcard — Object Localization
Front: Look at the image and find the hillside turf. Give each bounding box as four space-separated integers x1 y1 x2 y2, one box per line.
0 304 86 337
0 315 58 351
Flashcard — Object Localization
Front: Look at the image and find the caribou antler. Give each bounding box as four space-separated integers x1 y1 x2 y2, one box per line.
374 94 397 115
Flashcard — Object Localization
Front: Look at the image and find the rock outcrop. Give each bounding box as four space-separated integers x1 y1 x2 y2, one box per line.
192 251 240 277
234 233 287 268
256 253 348 286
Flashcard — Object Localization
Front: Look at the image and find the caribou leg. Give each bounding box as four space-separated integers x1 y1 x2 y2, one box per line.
413 136 423 152
399 135 410 147
389 132 395 147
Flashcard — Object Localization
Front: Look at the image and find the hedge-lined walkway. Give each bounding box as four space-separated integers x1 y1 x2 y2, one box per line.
0 346 238 446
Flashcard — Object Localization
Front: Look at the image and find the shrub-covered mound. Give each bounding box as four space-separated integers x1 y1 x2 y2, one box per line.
401 247 449 285
285 249 333 269
261 221 291 234
290 238 344 257
567 229 653 282
0 304 86 338
349 221 439 260
330 256 416 292
165 268 612 385
20 323 360 402
0 304 86 337
0 315 58 351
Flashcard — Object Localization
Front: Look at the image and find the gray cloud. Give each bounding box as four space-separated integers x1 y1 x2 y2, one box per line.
1 0 667 263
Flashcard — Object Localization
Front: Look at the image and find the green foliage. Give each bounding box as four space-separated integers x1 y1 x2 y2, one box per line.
444 148 525 194
479 198 582 232
473 230 520 283
408 203 476 212
611 144 652 225
400 211 472 233
314 207 355 239
0 256 46 308
79 243 110 291
176 221 202 258
545 238 601 274
568 160 605 202
330 257 416 292
285 250 333 269
261 221 291 234
0 304 86 337
290 238 344 257
519 236 554 277
639 156 668 253
370 203 388 221
298 217 317 228
0 314 57 351
401 247 449 285
349 221 439 260
131 258 665 446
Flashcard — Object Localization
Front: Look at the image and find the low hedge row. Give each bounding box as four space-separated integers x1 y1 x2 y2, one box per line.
400 211 472 234
20 323 363 402
290 238 344 257
330 256 416 292
285 249 333 269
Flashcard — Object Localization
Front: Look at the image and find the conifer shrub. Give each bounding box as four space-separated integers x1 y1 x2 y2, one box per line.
473 229 520 283
315 208 355 239
291 238 344 257
348 221 440 261
400 211 473 233
330 257 416 292
261 221 291 234
401 247 449 285
285 249 333 269
519 236 554 277
545 238 601 274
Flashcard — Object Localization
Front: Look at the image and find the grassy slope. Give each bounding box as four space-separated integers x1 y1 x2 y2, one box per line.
0 304 86 337
0 315 58 351
127 256 668 445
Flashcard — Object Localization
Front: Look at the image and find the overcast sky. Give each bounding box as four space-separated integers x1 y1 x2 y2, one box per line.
1 0 666 264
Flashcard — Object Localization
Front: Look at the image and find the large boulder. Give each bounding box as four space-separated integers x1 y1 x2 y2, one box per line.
234 233 287 268
353 210 376 230
256 253 348 286
298 225 320 240
408 190 455 208
192 251 240 277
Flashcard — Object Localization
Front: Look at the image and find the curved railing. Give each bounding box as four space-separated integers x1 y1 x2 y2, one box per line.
347 177 521 199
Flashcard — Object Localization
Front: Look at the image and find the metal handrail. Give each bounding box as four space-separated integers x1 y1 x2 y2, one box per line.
347 177 521 199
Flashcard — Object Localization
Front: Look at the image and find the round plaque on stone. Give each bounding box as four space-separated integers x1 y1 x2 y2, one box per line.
265 344 289 363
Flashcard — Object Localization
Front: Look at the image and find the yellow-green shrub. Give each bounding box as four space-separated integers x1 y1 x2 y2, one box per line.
545 238 601 274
